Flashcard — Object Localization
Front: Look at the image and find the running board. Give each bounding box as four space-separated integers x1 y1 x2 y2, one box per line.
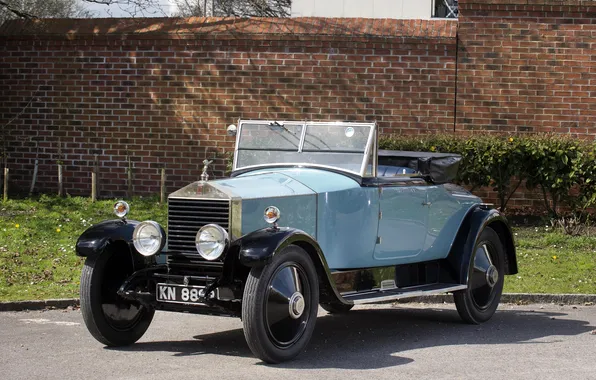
342 283 467 305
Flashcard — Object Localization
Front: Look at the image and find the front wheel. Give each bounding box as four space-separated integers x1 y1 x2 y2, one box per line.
80 246 154 346
242 245 319 363
454 227 505 324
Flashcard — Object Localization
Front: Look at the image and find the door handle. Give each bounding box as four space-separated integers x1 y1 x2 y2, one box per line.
421 202 432 206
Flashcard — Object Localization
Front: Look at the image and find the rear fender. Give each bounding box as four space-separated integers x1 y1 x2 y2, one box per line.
447 206 518 285
234 227 350 305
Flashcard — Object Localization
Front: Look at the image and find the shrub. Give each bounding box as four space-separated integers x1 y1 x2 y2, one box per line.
379 134 596 218
519 135 589 217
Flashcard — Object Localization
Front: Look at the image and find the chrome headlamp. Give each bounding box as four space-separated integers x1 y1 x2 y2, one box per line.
132 221 165 257
196 224 229 261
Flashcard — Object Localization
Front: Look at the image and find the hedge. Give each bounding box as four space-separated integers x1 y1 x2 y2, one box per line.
379 134 596 217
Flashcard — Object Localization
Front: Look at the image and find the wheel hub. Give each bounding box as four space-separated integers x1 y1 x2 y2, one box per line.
486 265 499 287
289 292 305 319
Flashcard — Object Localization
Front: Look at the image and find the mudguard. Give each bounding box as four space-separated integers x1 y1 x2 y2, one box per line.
76 219 140 258
447 206 518 285
236 227 317 267
235 227 349 305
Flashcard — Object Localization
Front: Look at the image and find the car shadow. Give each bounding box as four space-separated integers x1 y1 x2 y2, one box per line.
113 306 594 369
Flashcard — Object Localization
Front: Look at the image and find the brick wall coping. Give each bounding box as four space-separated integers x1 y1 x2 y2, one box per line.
0 17 457 41
460 0 596 5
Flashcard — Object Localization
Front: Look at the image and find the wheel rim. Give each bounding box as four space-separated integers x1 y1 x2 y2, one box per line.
469 243 500 311
100 252 145 330
264 262 310 348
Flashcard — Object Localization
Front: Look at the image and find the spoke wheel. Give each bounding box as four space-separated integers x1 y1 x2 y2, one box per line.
265 264 310 347
454 227 505 324
469 243 500 311
80 245 154 346
242 245 319 363
100 251 145 330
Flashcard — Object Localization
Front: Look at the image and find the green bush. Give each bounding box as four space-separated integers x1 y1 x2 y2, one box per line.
380 134 596 217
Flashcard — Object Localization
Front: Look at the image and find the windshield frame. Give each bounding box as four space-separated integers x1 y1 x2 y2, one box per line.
232 120 378 178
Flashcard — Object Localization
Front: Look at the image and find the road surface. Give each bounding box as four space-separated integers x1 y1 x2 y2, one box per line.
1 303 594 380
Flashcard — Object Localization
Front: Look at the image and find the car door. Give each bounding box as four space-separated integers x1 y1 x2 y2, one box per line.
373 179 431 263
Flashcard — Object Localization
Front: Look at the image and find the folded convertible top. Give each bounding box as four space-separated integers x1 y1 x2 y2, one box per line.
378 150 462 184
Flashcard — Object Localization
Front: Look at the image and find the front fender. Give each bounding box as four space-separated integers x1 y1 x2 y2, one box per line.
76 219 140 258
448 206 518 285
236 227 320 267
235 227 350 305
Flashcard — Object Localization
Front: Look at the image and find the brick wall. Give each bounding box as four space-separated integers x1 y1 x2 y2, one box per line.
457 0 596 136
0 18 457 197
2 3 596 205
455 0 596 208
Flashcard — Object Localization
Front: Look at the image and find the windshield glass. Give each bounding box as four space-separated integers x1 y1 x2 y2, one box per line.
235 121 375 176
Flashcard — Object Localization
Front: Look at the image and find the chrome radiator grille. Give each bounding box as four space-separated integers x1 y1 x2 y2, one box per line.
167 198 230 253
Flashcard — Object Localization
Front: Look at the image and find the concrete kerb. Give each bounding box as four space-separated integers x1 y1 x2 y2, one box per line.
0 298 80 312
1 293 595 312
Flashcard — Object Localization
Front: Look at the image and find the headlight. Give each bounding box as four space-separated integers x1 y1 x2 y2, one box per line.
196 224 229 261
132 221 164 257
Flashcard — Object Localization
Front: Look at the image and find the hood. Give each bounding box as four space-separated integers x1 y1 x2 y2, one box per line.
168 171 315 200
168 168 361 201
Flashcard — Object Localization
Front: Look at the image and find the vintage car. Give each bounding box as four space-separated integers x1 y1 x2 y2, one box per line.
76 120 517 363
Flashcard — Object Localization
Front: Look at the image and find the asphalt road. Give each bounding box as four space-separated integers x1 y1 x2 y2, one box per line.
1 303 595 380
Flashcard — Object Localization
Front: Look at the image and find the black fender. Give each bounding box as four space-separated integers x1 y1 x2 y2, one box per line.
76 219 140 258
234 227 350 305
447 206 518 285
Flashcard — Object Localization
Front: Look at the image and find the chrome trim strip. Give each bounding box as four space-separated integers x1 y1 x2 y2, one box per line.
348 285 467 305
359 122 377 177
232 120 242 171
373 123 378 178
297 121 307 153
240 120 376 128
230 198 242 240
167 196 230 201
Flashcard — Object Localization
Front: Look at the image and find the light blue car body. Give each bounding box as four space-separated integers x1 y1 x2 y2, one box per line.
210 168 481 270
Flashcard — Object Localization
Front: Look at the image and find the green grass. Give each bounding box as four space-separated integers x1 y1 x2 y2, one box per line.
504 225 596 294
0 195 167 301
0 196 594 301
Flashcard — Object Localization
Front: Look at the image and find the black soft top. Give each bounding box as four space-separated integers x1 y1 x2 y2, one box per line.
378 150 462 184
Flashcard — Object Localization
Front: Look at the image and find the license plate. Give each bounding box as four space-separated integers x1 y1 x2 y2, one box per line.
156 283 205 305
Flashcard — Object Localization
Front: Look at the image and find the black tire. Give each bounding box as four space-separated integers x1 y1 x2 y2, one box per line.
320 303 353 314
242 245 319 363
454 227 505 324
80 246 154 346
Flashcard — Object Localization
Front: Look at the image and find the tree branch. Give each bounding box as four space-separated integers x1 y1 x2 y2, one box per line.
80 0 113 4
0 0 38 18
2 87 40 128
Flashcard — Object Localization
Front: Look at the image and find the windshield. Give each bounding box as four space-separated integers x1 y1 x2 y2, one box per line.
234 121 376 176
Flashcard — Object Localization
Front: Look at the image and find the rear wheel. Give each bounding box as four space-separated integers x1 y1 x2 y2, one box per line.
454 227 505 324
80 245 154 346
242 245 319 363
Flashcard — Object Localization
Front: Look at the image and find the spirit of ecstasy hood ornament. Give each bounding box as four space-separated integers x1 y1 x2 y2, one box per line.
201 159 213 181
